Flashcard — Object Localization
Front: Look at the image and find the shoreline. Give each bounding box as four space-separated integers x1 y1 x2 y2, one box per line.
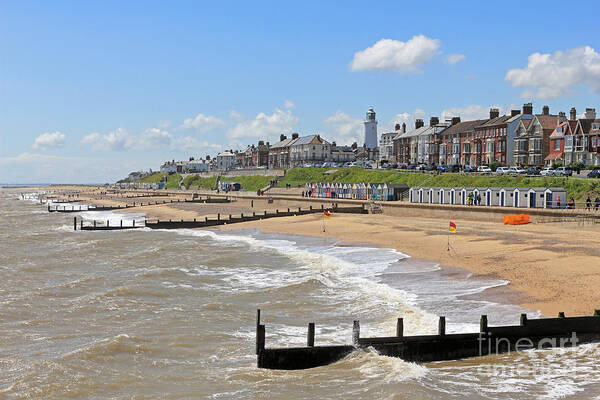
20 186 600 317
217 212 600 317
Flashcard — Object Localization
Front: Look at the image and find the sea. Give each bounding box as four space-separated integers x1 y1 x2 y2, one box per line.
2 188 600 399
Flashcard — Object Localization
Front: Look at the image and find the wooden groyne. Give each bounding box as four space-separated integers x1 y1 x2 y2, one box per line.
256 310 600 370
73 204 367 231
48 197 231 213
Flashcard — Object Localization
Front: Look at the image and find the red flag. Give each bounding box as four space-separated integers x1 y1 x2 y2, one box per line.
449 221 457 232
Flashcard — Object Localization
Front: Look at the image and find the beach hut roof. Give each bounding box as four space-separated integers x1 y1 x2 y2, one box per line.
500 187 516 191
515 187 530 191
529 187 547 192
487 187 503 191
546 187 566 192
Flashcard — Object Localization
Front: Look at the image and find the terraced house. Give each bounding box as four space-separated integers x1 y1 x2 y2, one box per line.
438 118 485 166
563 107 597 166
513 105 562 166
393 119 425 164
289 134 331 166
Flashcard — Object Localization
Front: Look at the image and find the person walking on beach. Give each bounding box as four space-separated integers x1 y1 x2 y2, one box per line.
568 197 575 209
595 196 600 211
477 193 481 206
586 197 592 211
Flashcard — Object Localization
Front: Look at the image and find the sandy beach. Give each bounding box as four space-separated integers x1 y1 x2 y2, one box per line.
220 212 600 317
44 186 600 317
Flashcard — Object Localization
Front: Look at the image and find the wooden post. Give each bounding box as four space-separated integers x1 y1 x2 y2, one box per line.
396 318 404 337
93 220 96 228
107 220 109 228
256 309 262 354
352 320 360 346
264 211 267 216
80 220 83 229
133 220 136 227
73 217 77 231
256 324 265 354
558 312 566 318
480 315 488 332
47 204 50 212
253 212 256 217
520 313 527 326
251 200 254 207
310 205 312 211
205 217 208 222
193 218 196 222
287 208 290 213
307 323 315 347
217 213 220 221
321 204 324 211
438 316 446 336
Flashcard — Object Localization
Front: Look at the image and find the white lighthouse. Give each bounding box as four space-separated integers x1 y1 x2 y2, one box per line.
364 106 378 148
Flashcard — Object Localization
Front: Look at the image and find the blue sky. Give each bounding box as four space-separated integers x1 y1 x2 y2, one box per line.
2 0 600 183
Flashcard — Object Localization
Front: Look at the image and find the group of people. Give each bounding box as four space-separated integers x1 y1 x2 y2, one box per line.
466 192 482 206
585 196 600 211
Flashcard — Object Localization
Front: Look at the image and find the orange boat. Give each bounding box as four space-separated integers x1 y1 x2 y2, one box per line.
504 214 530 225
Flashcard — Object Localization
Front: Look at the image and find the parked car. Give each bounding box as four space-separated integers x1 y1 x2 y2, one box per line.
496 167 510 174
540 167 555 176
415 164 427 170
436 164 448 172
464 165 477 173
554 166 573 176
477 166 492 173
526 166 541 175
425 164 437 171
588 169 600 178
508 166 527 174
407 164 416 170
342 162 353 167
448 164 461 172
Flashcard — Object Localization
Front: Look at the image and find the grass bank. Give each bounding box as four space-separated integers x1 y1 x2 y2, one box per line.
277 167 600 200
138 173 182 189
183 174 273 191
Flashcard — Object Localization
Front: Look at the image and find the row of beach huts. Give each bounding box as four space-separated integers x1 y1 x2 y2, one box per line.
408 186 568 209
304 182 408 201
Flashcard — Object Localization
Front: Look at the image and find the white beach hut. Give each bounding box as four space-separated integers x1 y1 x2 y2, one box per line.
418 187 426 203
485 187 502 206
527 188 546 208
499 187 515 207
449 188 458 205
428 187 439 204
512 188 529 208
543 187 567 209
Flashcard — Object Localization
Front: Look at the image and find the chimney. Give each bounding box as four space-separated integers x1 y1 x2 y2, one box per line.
585 108 596 119
523 103 533 115
280 134 286 141
489 108 500 119
266 142 269 146
258 140 264 146
451 117 461 125
402 122 406 133
292 133 299 139
570 107 577 121
429 116 439 127
558 112 567 123
395 123 401 131
415 119 424 129
542 105 550 115
351 142 357 150
511 109 520 117
332 141 336 147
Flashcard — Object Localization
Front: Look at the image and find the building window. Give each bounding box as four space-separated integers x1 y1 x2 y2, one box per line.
554 140 560 151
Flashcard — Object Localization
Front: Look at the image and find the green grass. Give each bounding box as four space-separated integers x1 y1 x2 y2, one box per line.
277 167 600 200
182 174 272 191
137 172 182 189
183 175 218 189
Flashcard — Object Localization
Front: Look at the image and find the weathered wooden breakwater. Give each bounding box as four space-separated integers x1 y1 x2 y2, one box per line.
73 204 366 231
256 310 600 370
48 196 231 213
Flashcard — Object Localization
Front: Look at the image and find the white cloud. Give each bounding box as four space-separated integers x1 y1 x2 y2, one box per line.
283 100 295 109
441 104 520 121
505 46 600 99
81 128 134 151
32 131 66 150
323 111 363 145
227 108 298 140
350 35 441 73
387 109 427 131
446 53 466 64
229 110 245 120
180 113 225 132
138 127 173 148
175 137 223 152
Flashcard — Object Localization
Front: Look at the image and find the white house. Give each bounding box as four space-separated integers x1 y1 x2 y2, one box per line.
216 151 236 171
